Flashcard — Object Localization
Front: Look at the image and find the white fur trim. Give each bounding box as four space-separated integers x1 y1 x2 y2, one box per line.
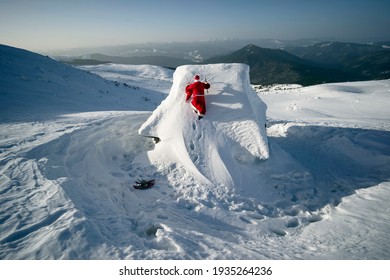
191 104 205 116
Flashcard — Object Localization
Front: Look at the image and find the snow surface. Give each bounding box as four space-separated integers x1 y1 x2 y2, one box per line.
1 45 390 260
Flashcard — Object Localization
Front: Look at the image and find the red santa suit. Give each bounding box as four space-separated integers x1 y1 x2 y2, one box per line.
185 75 210 118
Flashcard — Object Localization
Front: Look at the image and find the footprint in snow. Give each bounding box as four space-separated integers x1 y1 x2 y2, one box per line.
246 212 265 220
306 214 323 223
145 224 164 237
239 215 257 225
191 154 199 162
270 228 287 236
191 121 203 139
286 217 300 228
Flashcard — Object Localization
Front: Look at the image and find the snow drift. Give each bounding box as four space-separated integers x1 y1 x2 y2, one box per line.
139 64 269 189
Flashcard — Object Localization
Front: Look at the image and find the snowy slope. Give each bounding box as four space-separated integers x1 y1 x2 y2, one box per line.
1 45 390 260
257 81 390 130
78 63 173 94
0 44 167 121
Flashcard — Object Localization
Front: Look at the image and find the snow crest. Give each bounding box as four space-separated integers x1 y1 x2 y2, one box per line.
139 64 269 188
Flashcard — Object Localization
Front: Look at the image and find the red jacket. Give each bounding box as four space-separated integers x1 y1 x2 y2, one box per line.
185 81 210 116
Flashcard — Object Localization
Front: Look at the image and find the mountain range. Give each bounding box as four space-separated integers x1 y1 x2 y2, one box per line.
285 41 390 81
204 44 354 85
57 40 390 85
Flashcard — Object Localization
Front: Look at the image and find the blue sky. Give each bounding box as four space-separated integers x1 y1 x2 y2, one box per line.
1 0 389 51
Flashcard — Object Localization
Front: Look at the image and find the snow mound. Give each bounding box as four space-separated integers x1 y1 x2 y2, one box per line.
139 64 269 188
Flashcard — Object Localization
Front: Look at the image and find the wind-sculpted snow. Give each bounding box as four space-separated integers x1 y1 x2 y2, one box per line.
139 64 269 189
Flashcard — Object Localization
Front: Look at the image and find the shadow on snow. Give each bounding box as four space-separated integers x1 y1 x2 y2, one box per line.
266 124 390 211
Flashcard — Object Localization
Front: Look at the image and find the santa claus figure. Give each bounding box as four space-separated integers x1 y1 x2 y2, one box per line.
185 75 210 120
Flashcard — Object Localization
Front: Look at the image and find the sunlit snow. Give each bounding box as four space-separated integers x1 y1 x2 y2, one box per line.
1 45 389 260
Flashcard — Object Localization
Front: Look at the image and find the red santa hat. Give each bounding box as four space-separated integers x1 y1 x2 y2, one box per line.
194 75 200 81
